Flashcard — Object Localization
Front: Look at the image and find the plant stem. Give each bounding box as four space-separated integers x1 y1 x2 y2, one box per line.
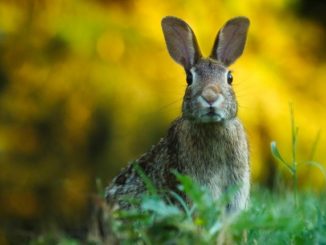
293 167 298 207
290 104 299 207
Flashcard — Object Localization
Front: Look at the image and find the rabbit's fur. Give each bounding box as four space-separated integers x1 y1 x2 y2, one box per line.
105 16 250 212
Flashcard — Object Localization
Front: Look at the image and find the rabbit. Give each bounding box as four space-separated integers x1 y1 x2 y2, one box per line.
105 16 250 212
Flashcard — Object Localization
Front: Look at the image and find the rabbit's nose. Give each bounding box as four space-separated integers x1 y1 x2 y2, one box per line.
202 85 221 105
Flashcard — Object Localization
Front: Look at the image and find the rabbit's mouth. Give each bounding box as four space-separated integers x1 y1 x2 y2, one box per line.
197 109 225 123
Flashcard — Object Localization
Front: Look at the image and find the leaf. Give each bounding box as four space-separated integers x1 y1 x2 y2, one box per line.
133 163 157 195
305 161 326 182
169 190 192 219
308 130 322 161
208 220 222 236
270 141 293 172
174 172 212 205
141 196 180 217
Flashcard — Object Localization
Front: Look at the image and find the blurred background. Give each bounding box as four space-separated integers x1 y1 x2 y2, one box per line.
0 0 325 242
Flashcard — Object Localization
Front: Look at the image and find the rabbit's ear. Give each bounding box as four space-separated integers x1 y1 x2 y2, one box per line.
210 17 249 66
162 16 202 70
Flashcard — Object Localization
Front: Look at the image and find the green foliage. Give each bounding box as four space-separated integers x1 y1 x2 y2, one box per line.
105 174 326 245
30 179 326 244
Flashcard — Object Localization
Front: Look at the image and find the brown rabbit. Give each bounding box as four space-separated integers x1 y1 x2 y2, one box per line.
105 16 250 212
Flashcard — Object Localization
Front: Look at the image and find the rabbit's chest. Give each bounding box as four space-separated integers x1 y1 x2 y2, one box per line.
183 146 235 198
178 137 248 199
176 119 249 200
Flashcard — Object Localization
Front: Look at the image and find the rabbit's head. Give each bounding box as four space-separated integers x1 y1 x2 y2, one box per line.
162 16 249 123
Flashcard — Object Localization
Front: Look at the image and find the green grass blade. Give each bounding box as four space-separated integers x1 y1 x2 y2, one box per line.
169 191 192 219
308 130 321 161
290 103 298 166
305 161 326 182
133 163 158 195
271 141 293 173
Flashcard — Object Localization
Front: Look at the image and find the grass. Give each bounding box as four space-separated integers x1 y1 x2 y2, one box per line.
31 182 326 245
30 108 326 244
271 104 325 207
102 175 326 245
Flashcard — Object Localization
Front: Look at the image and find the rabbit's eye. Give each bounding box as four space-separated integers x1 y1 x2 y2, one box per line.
186 71 193 85
227 71 233 85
